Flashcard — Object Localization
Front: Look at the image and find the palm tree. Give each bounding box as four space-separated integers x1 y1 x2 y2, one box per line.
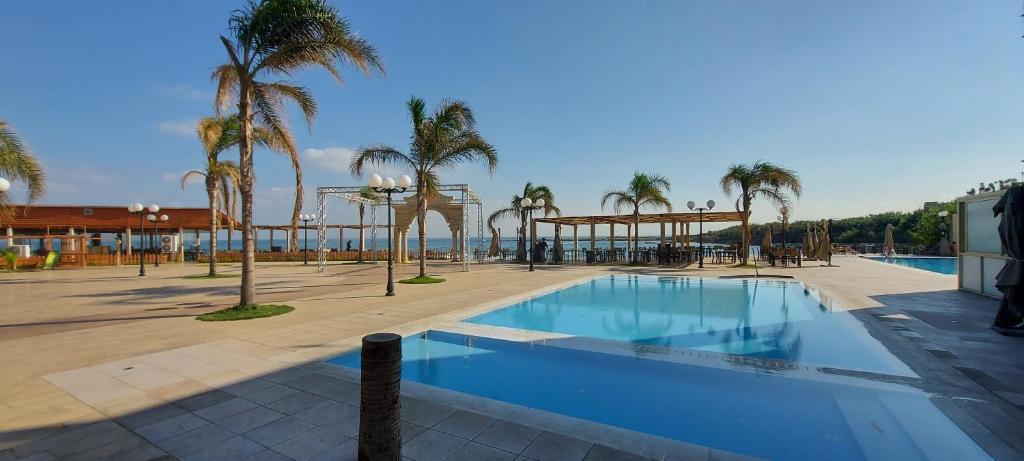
720 161 802 265
351 96 498 278
487 182 560 263
0 120 45 216
213 0 383 306
183 115 290 276
601 172 672 264
347 187 380 262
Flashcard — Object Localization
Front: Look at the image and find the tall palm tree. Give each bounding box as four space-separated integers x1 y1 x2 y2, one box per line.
0 120 45 216
351 96 498 278
720 161 802 265
183 115 289 275
347 187 380 262
601 172 672 264
213 0 382 306
487 182 560 263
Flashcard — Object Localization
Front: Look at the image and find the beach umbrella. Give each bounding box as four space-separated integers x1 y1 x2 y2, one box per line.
884 223 895 254
488 228 501 257
993 187 1024 334
816 220 831 262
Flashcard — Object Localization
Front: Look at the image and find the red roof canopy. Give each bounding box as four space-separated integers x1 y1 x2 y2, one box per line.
0 205 236 234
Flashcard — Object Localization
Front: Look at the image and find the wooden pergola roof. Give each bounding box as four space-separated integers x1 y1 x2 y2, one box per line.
0 205 237 233
534 211 747 226
256 224 387 231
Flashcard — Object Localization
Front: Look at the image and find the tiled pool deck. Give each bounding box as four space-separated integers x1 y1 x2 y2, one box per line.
0 258 1021 460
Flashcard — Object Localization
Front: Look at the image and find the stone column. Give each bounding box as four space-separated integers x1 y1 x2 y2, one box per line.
685 222 691 247
126 227 132 256
660 222 666 245
573 225 579 252
178 226 185 262
5 227 12 247
590 219 596 252
269 228 274 251
450 228 459 261
626 223 632 262
609 223 616 261
339 227 344 252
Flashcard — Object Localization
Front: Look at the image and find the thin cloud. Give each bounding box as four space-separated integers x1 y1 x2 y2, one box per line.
304 146 356 173
158 83 209 101
158 120 197 138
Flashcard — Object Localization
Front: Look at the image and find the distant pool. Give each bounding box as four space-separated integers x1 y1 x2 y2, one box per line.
467 275 912 375
862 256 957 275
328 330 989 460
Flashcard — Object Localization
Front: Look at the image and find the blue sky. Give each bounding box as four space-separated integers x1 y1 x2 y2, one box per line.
1 0 1022 237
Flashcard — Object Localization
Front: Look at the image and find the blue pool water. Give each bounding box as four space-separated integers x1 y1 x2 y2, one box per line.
328 331 987 461
467 275 912 375
862 256 958 275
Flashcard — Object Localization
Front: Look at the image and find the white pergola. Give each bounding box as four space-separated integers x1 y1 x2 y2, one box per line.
315 184 484 272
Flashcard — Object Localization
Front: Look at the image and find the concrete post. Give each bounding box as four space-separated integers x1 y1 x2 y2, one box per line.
339 227 344 252
626 223 632 263
609 223 616 262
573 225 579 253
178 226 185 262
126 227 132 256
590 219 596 252
358 333 402 461
269 228 274 251
5 227 12 247
685 222 691 247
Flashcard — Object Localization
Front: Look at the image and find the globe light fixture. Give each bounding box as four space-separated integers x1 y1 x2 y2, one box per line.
368 173 411 296
127 202 157 276
520 197 532 208
300 213 317 265
0 178 10 193
687 199 716 268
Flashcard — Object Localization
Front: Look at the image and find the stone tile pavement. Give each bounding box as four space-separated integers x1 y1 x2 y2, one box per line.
2 257 1023 460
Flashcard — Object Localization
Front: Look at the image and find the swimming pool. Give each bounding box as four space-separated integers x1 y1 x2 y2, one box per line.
862 256 958 275
467 275 912 375
325 275 988 459
328 331 988 460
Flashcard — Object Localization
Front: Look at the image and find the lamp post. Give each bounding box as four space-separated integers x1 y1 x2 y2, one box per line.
146 214 158 266
520 197 546 272
129 203 159 276
368 173 412 296
686 200 715 268
300 213 316 265
777 206 789 266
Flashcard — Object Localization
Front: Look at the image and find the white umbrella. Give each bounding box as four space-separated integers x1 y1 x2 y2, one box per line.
816 220 831 262
884 223 895 255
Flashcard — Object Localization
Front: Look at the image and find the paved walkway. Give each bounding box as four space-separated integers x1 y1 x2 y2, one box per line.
0 257 1020 460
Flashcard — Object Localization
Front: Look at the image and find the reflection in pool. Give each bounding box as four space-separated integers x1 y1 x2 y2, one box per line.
467 275 912 375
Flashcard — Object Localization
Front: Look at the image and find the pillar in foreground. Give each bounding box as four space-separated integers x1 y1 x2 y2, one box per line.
359 333 402 461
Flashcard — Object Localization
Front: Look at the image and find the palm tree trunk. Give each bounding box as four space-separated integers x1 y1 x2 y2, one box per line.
517 212 527 263
208 182 218 277
289 169 302 252
634 210 640 264
741 197 752 265
417 189 428 278
238 84 257 306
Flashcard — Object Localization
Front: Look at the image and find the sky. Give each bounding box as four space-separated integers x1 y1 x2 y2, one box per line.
1 0 1022 237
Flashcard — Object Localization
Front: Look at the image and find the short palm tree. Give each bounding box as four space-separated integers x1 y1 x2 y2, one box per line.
351 96 498 278
487 182 560 263
601 172 672 263
720 161 802 264
0 120 45 216
183 115 290 276
213 0 382 305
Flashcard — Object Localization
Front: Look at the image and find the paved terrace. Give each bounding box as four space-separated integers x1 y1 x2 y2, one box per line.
0 257 1020 460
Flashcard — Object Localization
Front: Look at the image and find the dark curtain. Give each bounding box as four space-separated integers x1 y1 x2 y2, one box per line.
993 186 1024 332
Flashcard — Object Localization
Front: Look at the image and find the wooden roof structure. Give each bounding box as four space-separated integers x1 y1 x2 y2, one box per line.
256 224 386 231
0 205 237 233
534 211 747 226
